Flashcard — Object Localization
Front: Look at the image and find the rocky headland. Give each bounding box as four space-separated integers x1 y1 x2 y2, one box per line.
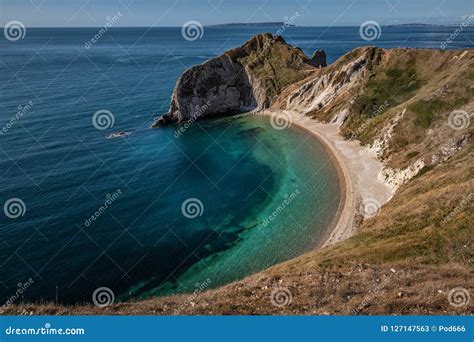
152 33 322 126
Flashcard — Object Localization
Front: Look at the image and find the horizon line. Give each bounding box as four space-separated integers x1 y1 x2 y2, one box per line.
1 24 465 29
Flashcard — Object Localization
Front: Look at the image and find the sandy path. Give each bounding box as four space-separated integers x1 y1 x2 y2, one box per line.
261 110 395 247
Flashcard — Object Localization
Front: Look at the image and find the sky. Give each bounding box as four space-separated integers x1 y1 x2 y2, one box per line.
0 0 473 27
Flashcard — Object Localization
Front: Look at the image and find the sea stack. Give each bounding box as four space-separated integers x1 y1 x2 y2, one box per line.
311 49 327 67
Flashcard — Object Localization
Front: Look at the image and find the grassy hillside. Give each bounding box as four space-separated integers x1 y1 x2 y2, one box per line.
329 48 472 171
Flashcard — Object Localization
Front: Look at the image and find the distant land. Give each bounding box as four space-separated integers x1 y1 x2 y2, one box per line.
386 23 444 27
206 22 472 28
209 22 296 27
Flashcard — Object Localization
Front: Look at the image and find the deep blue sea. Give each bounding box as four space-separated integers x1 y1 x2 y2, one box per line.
0 26 472 305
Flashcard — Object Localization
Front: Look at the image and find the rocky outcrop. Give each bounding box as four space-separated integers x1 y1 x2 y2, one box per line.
153 56 254 126
369 108 406 158
152 33 317 127
381 132 472 189
311 49 327 67
275 47 380 115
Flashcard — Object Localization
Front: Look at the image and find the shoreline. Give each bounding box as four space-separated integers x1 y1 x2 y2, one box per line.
260 110 394 247
291 118 354 248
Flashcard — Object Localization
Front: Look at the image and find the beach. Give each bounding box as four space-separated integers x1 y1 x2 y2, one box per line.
261 110 395 247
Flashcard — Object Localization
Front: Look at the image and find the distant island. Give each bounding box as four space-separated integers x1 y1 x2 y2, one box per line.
209 22 472 28
386 22 474 27
386 23 444 27
210 22 296 27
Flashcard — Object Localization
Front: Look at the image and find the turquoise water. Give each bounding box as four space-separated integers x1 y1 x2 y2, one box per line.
136 115 341 299
0 106 340 304
1 26 472 304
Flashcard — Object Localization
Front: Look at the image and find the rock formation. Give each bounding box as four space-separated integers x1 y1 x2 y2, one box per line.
152 33 317 127
311 48 327 67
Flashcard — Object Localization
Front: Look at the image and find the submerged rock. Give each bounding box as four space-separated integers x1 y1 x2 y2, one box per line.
107 131 130 139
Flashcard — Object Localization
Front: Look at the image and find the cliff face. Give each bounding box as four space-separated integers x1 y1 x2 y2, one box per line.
272 47 473 188
152 33 317 126
155 55 254 126
273 47 382 117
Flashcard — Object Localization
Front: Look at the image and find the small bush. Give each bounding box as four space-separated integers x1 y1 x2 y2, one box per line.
367 66 422 103
416 165 434 177
410 99 446 128
394 136 409 148
406 151 420 158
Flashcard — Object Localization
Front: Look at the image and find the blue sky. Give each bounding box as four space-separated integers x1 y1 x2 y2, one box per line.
1 0 472 27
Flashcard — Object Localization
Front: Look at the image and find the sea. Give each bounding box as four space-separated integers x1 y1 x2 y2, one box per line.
0 25 472 304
